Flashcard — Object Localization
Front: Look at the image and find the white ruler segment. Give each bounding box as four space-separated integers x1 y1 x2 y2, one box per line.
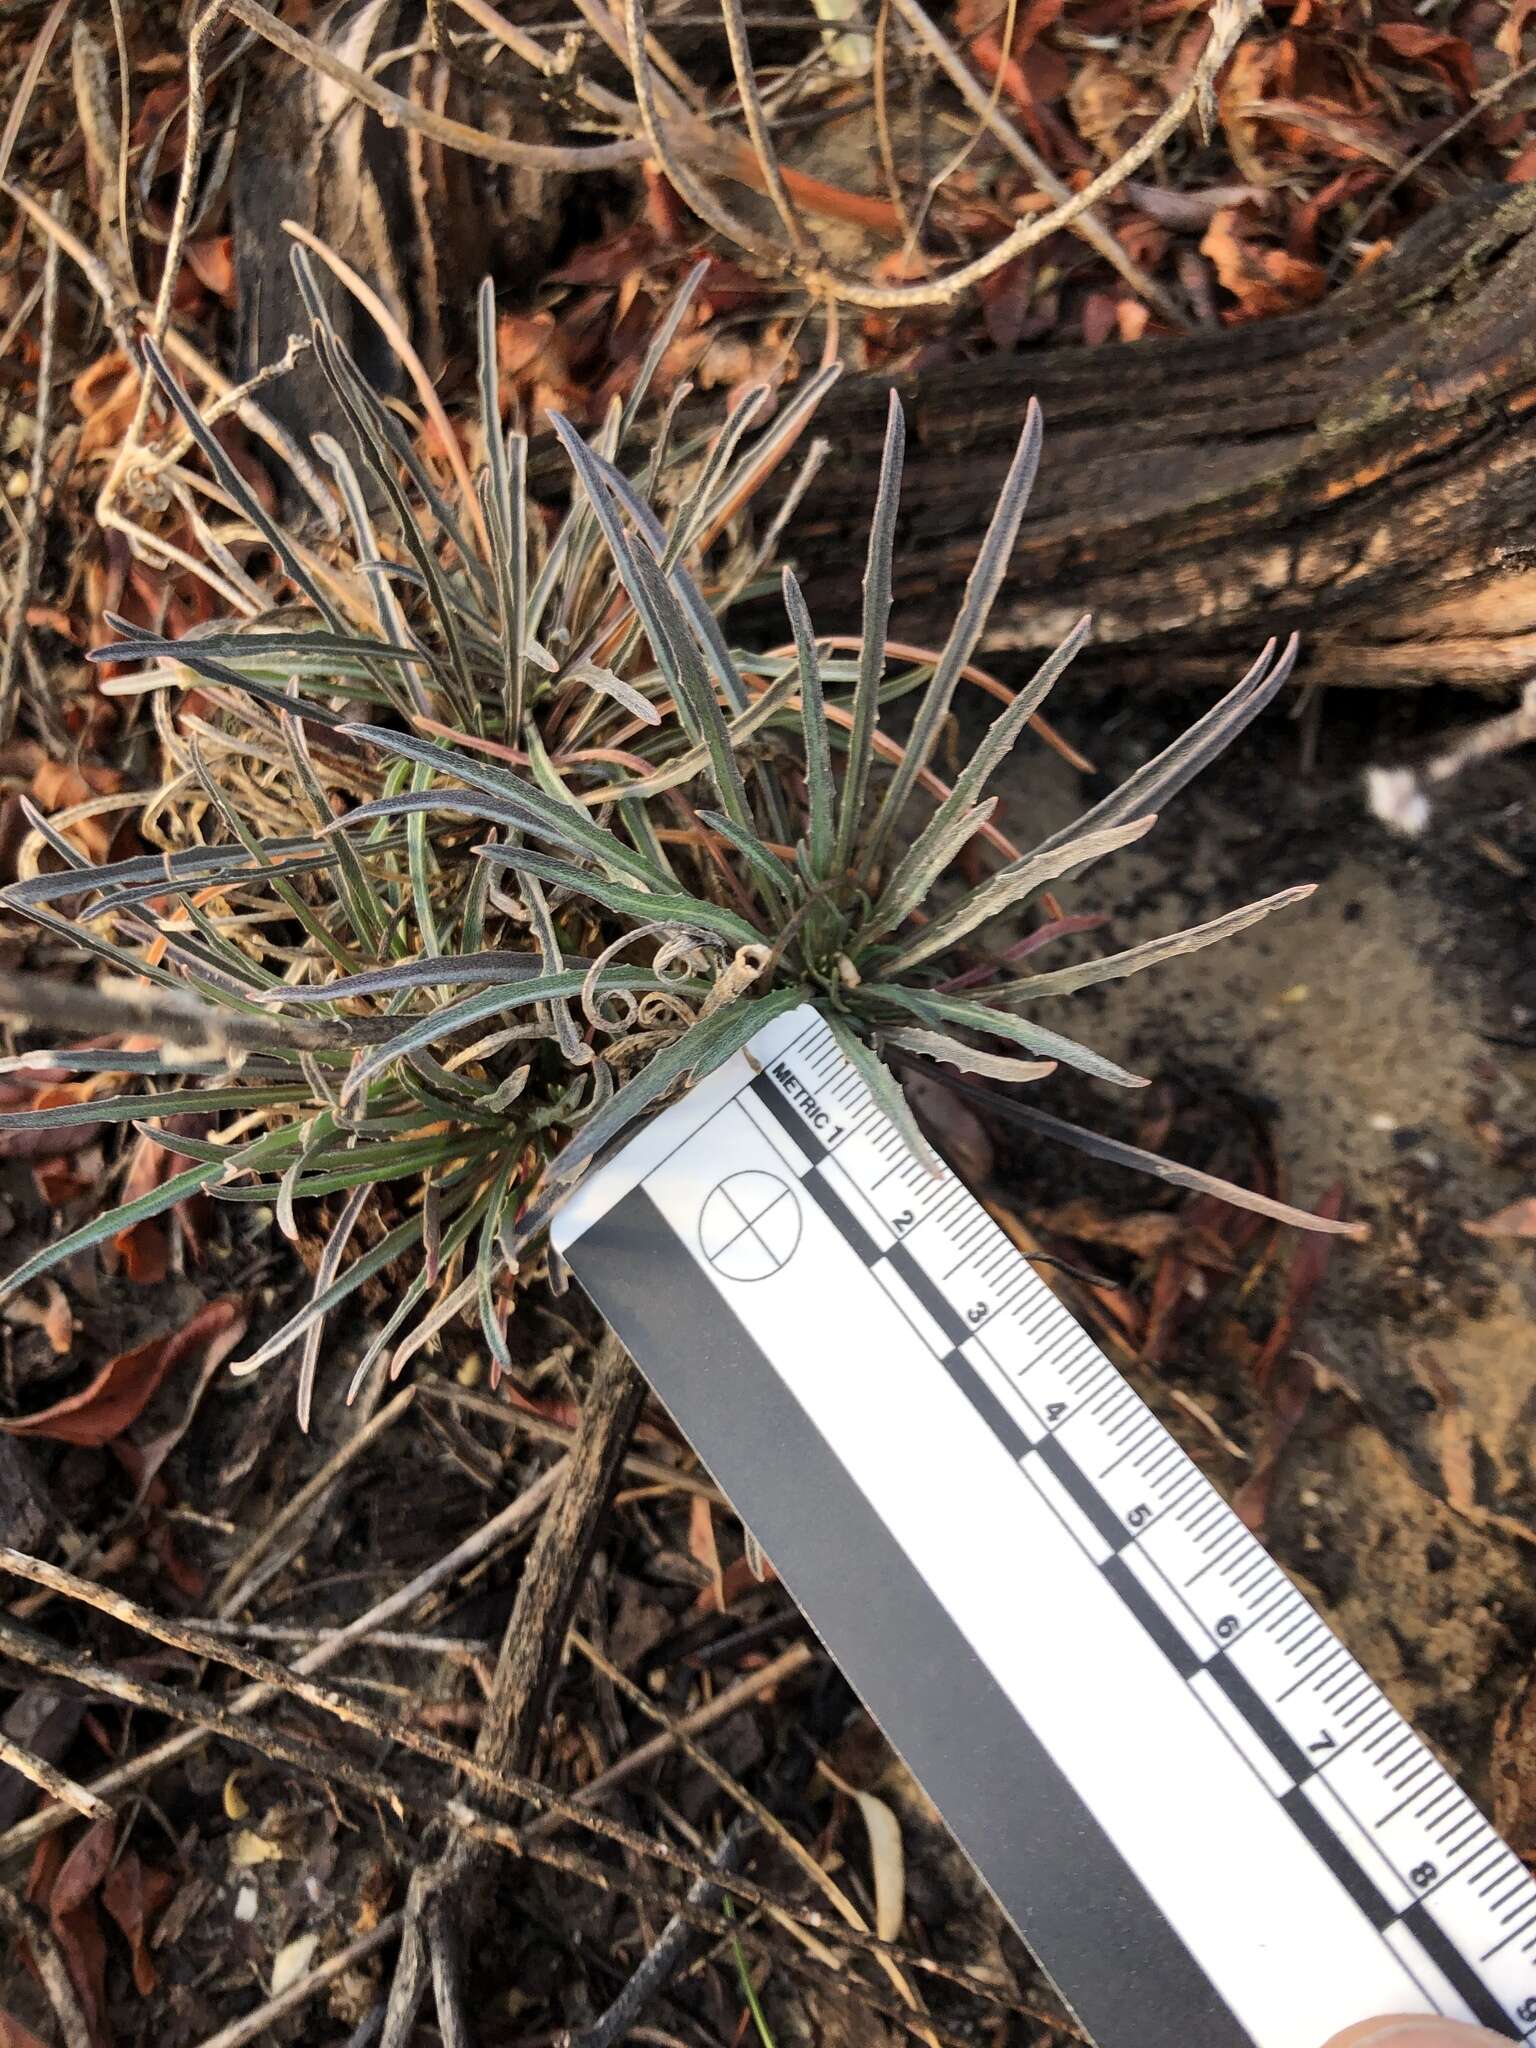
553 1004 1536 2048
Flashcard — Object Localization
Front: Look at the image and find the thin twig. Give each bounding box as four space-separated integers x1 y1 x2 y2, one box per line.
193 1916 404 2048
0 1727 112 1822
223 0 647 169
569 1632 940 2041
423 1379 727 1500
1 178 336 528
378 1332 646 2040
193 1618 494 1657
105 0 134 294
873 0 918 244
526 1642 816 1841
0 1551 997 2003
718 0 816 261
0 1463 565 1865
0 190 60 743
214 1385 418 1613
0 1882 94 2048
623 0 786 266
570 1820 755 2048
451 0 638 125
1329 54 1536 276
0 0 68 186
891 0 1183 323
815 0 1256 307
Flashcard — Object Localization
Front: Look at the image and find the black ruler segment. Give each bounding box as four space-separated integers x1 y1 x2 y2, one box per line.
554 1006 1536 2048
573 1190 1249 2048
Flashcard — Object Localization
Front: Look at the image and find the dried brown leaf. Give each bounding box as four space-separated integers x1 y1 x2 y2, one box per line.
1034 1199 1180 1259
1463 1196 1536 1241
0 1297 247 1448
101 1852 174 1997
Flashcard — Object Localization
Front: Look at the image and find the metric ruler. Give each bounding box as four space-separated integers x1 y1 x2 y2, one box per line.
552 1004 1536 2048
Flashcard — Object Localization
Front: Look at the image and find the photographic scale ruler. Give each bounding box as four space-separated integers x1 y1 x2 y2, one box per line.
552 1004 1536 2048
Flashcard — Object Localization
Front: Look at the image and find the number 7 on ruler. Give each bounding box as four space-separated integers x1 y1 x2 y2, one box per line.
554 1004 1536 2048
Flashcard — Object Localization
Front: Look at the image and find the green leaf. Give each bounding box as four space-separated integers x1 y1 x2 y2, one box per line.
879 1026 1055 1084
578 662 801 805
696 809 796 917
346 725 670 890
825 1013 942 1176
862 400 1041 875
834 390 903 875
619 259 708 442
0 1084 309 1131
868 984 1148 1088
550 414 753 829
992 886 1315 1004
476 844 762 950
339 967 696 1106
875 616 1090 924
141 339 345 632
232 1209 426 1377
877 814 1157 976
517 987 804 1245
0 1157 222 1302
266 948 586 1006
858 800 996 950
516 867 586 1066
783 568 833 882
1031 636 1299 857
296 1182 370 1430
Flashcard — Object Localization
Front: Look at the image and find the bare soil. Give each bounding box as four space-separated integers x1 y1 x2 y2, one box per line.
984 678 1536 1779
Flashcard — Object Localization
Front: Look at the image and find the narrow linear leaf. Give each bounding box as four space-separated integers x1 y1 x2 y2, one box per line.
296 1182 370 1431
519 988 804 1246
859 799 996 950
696 808 796 916
876 616 1091 922
0 1085 309 1131
578 663 801 806
879 1027 1056 1084
870 984 1148 1088
0 1158 222 1302
899 1073 1369 1240
140 338 344 630
231 1210 425 1376
863 399 1042 873
993 886 1315 1004
517 867 586 1065
264 951 617 1007
879 815 1157 976
476 844 762 950
346 725 670 889
835 390 904 875
619 258 708 442
1031 636 1299 857
783 568 834 881
340 968 695 1105
825 1013 943 1177
663 381 771 568
569 662 661 726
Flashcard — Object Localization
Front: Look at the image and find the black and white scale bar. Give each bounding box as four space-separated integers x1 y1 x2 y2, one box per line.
552 1005 1536 2048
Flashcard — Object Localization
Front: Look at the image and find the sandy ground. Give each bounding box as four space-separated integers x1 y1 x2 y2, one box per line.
977 680 1536 1784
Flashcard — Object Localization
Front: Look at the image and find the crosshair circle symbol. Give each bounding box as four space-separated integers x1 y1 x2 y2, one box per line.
698 1170 802 1283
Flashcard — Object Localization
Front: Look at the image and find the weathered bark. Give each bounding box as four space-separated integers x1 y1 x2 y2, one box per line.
759 186 1536 692
230 0 568 443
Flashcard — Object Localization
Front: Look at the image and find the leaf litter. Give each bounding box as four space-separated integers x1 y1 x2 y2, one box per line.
0 0 1535 2040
